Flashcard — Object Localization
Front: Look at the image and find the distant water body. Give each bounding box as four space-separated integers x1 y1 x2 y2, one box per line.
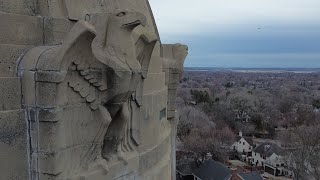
184 67 320 73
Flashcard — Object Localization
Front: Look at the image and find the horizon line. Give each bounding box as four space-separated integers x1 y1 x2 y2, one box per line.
184 66 320 69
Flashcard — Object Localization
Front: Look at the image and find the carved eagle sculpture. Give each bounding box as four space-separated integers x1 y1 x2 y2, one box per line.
60 10 158 164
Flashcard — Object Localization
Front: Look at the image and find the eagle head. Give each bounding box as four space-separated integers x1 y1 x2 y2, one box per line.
110 10 147 30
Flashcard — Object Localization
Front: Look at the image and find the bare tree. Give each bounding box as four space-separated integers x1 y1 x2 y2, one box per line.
280 125 320 180
177 106 214 138
182 127 235 163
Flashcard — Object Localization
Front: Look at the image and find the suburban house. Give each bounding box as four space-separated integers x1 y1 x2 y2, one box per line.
177 159 264 180
176 158 198 180
231 131 254 153
237 172 263 180
231 131 254 162
252 142 284 167
252 142 293 176
193 160 232 180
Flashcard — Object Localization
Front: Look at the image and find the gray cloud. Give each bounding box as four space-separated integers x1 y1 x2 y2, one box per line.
149 0 320 36
149 0 320 68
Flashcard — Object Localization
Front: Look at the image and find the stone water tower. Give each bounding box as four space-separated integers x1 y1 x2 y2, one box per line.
0 0 187 179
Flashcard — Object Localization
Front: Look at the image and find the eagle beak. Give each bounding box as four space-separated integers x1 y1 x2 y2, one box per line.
123 20 142 27
139 16 147 27
122 12 147 29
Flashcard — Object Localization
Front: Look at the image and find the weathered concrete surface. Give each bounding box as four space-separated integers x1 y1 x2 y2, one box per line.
44 17 75 45
0 44 31 77
0 110 28 180
0 78 21 111
0 0 187 179
0 0 38 16
163 44 188 120
0 12 43 45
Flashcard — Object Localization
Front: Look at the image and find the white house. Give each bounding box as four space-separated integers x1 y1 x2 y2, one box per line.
252 142 284 166
231 131 254 153
252 142 293 177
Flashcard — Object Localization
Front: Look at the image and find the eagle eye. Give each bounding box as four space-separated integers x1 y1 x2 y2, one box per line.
117 12 126 17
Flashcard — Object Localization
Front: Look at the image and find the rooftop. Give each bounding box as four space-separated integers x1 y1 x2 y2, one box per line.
238 172 263 180
193 160 232 180
236 135 254 146
254 142 284 157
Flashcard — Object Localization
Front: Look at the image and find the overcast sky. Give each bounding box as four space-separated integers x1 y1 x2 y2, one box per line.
149 0 320 68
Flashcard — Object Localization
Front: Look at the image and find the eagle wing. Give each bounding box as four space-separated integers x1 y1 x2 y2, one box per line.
68 60 109 110
62 21 158 110
58 21 109 110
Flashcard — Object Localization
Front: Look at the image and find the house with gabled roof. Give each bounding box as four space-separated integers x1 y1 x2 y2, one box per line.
176 158 198 180
193 160 232 180
252 142 284 167
177 159 265 180
231 131 254 154
237 172 263 180
252 142 293 177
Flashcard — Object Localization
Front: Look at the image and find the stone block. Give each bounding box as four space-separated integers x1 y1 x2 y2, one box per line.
36 82 58 108
139 136 170 172
64 0 106 20
0 77 21 111
78 155 139 180
0 0 38 16
0 12 43 45
37 144 99 176
140 162 171 180
0 110 28 180
168 73 182 90
21 71 36 106
143 73 166 95
38 0 68 18
38 108 62 122
44 17 75 45
0 44 31 77
35 71 67 83
140 90 169 149
37 104 107 152
38 121 63 152
147 42 162 74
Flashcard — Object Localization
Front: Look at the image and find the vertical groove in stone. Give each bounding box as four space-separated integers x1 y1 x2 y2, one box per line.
26 109 32 180
42 16 46 45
